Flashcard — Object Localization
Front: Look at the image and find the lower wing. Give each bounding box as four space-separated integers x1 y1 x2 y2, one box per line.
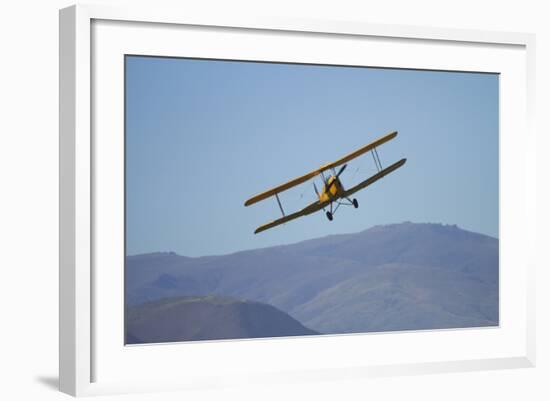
342 158 407 198
254 158 406 234
254 199 330 234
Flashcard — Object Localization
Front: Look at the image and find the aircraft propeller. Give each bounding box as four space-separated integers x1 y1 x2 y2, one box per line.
313 182 320 197
336 163 347 178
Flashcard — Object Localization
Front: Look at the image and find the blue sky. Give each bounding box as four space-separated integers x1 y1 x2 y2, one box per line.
125 56 499 257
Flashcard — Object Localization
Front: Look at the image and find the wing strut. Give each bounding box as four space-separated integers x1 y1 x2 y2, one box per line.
371 147 383 172
275 193 285 217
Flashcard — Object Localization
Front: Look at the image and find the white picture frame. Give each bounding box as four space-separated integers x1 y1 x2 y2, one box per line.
59 4 536 397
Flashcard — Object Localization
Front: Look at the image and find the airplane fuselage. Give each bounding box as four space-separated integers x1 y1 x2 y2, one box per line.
319 176 345 203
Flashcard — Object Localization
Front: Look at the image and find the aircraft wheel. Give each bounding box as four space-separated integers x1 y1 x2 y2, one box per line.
326 211 333 221
353 198 359 208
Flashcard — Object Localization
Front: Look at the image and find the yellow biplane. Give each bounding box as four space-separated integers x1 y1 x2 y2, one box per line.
244 131 406 234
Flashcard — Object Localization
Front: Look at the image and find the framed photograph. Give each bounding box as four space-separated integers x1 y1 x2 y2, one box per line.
59 4 536 396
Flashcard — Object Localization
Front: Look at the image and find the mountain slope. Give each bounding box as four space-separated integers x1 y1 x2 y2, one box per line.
126 222 498 334
126 295 318 343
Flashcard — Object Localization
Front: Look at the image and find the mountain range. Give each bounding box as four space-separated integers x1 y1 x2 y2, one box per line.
126 222 499 340
126 295 318 344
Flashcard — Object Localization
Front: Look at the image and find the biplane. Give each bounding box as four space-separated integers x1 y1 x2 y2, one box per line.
244 131 406 234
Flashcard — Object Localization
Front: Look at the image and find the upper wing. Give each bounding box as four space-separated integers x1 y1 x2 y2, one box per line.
342 158 406 198
318 130 398 172
244 170 321 207
244 130 399 207
254 199 330 234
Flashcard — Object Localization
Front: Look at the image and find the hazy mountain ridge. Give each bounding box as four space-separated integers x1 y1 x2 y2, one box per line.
126 295 318 343
126 222 498 334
